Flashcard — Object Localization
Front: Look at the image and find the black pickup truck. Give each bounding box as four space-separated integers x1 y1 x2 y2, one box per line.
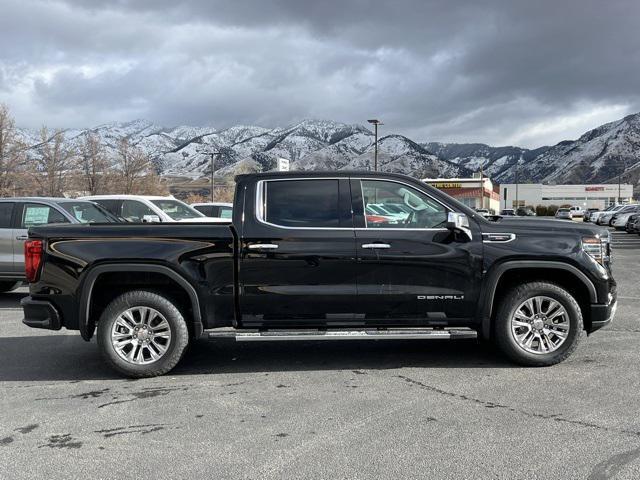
21 172 617 377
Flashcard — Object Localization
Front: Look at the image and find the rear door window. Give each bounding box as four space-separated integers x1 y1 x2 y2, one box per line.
264 179 341 228
20 203 69 228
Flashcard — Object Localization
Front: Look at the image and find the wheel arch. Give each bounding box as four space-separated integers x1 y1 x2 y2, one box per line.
479 261 597 340
79 263 203 341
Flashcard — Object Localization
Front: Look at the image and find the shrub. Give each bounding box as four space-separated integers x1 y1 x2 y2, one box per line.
535 205 548 216
547 204 559 216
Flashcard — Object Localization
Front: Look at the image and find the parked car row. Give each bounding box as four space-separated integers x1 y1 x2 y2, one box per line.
499 207 536 217
0 195 234 289
0 197 119 290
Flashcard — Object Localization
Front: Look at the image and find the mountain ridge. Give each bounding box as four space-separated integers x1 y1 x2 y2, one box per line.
15 113 640 191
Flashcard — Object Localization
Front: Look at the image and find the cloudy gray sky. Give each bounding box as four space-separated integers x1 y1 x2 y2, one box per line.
1 0 639 147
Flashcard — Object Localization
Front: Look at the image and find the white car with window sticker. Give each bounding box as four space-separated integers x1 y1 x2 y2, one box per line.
80 195 230 223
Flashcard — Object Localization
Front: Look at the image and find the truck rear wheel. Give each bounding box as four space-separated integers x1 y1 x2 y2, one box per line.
494 282 583 366
97 290 189 378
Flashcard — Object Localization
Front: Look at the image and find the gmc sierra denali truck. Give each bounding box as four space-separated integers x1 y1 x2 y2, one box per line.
21 172 617 377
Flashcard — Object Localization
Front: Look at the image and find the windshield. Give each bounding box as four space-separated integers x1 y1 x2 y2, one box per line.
60 202 117 223
150 200 204 220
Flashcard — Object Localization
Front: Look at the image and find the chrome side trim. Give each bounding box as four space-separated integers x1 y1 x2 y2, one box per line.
248 243 279 250
362 243 391 249
482 233 516 243
254 177 455 232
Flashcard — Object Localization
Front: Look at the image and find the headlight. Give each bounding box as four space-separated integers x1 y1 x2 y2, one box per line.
582 235 611 265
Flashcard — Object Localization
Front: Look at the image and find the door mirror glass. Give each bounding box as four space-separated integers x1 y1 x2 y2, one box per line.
142 214 162 223
446 212 472 240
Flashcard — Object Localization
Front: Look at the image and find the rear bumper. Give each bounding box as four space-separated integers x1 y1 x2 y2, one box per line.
588 294 617 334
21 296 61 330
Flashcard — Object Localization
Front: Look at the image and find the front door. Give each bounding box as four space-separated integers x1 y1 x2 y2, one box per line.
238 177 358 327
353 178 482 323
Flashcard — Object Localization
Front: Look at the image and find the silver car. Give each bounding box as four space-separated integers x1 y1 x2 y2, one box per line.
0 198 117 291
555 208 573 220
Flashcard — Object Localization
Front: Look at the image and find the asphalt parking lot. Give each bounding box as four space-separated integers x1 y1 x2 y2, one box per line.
1 248 639 479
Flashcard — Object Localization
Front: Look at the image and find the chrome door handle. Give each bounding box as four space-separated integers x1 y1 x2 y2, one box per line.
362 243 391 249
248 243 279 250
16 236 28 241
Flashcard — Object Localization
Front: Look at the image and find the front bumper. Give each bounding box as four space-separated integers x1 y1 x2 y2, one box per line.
588 294 617 333
21 296 61 330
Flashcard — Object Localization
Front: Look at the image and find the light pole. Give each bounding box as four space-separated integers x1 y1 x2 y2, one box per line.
478 164 484 210
618 159 626 204
515 160 519 211
209 152 220 202
367 119 383 171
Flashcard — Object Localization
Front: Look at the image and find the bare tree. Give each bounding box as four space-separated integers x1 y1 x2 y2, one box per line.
0 104 26 195
80 133 108 195
34 126 77 197
117 138 154 194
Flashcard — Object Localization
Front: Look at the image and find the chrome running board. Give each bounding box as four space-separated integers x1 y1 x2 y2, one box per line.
207 328 477 342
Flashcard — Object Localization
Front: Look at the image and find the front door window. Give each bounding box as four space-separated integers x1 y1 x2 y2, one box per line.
361 179 447 229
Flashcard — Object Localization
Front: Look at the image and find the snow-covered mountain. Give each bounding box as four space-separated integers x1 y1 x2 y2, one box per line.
16 119 472 180
14 114 640 191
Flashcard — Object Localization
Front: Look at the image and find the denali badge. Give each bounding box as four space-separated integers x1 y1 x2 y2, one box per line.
418 295 465 300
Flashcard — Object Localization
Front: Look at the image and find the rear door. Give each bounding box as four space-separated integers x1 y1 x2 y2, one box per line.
238 177 357 326
0 202 15 274
352 178 482 323
13 202 69 273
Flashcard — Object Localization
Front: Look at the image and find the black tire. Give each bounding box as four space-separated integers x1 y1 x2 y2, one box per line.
0 281 21 293
97 290 190 378
494 281 583 367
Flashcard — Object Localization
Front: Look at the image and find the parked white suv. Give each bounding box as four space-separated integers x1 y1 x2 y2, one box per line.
81 195 229 223
569 206 584 217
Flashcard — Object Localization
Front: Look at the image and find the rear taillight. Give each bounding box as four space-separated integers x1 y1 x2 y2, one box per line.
24 239 43 283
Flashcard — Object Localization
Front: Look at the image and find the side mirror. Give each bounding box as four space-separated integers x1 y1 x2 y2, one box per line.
142 214 162 223
446 212 472 240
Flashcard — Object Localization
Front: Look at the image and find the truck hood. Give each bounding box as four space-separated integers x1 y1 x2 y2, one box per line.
483 217 608 237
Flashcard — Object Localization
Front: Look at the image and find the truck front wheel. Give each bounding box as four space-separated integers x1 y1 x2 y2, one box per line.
494 282 583 366
97 290 190 378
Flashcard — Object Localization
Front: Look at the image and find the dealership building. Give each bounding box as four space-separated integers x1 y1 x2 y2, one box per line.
423 175 501 213
499 183 634 210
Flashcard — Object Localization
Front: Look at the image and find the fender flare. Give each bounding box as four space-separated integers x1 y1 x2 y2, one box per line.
479 260 597 339
78 263 203 341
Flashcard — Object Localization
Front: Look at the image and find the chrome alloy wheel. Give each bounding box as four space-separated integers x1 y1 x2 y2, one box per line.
110 307 172 365
510 296 570 355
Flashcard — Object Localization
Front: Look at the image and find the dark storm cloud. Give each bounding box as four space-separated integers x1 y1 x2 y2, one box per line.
1 0 639 146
